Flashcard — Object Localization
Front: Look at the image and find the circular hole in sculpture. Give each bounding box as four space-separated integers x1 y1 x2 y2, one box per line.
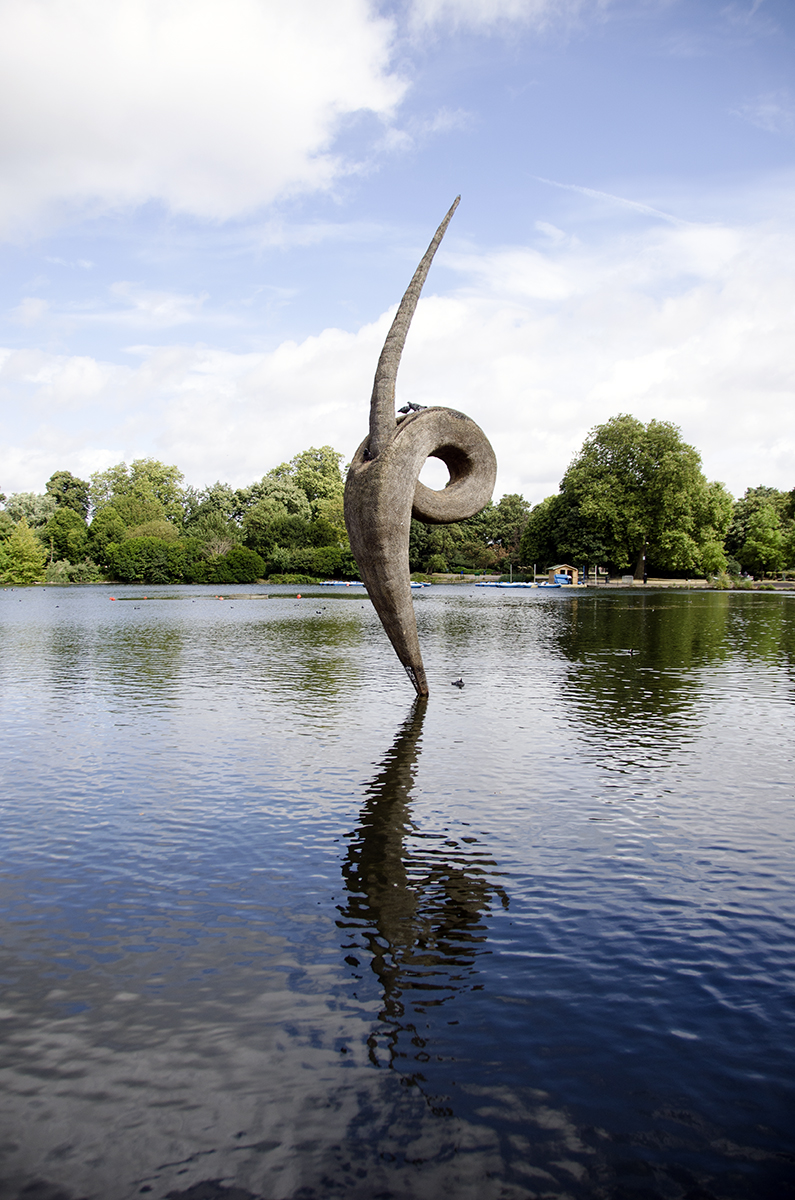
418 457 451 491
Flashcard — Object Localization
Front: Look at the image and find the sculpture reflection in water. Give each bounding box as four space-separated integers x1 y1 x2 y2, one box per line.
337 699 508 1102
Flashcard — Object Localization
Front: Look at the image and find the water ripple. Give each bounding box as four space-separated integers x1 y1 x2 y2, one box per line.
0 584 793 1198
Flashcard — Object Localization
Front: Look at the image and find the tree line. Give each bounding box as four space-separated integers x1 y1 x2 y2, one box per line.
0 444 529 586
1 417 793 586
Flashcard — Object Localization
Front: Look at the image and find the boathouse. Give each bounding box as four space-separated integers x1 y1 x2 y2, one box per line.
548 564 578 585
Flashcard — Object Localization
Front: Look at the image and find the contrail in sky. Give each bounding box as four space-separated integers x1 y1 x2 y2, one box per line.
535 176 689 225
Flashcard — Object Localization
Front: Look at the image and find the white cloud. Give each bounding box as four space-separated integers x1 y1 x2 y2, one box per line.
9 281 233 336
535 221 568 244
99 283 212 328
12 297 49 325
375 105 471 157
45 256 94 269
731 90 794 135
0 0 405 237
2 211 794 502
408 0 601 31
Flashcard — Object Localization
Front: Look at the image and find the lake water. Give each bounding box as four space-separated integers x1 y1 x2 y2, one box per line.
0 583 793 1200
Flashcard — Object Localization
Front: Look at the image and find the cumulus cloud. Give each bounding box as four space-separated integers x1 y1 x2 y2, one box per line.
0 0 405 237
2 212 794 501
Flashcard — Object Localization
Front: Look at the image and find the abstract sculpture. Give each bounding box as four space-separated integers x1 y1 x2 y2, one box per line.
344 198 497 695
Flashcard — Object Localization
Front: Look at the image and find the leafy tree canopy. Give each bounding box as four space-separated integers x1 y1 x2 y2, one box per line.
313 493 346 537
725 486 794 575
186 509 242 559
1 518 47 583
40 507 89 564
520 494 572 568
88 507 128 566
0 511 16 542
183 481 239 527
126 519 182 542
533 415 733 577
46 470 90 519
108 494 166 528
239 477 312 522
3 491 57 528
90 458 185 523
219 546 266 583
266 446 345 512
478 494 531 564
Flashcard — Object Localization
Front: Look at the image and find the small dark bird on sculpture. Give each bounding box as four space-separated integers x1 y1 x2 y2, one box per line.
397 402 427 414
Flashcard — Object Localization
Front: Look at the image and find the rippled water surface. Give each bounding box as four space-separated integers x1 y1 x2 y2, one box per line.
1 584 794 1200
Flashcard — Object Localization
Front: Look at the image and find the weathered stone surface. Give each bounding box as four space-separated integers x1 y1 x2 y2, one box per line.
344 199 497 695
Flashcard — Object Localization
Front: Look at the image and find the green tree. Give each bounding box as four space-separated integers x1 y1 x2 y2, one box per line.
184 481 240 526
186 509 242 559
88 463 133 510
88 507 128 566
88 462 185 562
740 504 786 575
126 518 182 541
40 507 90 563
263 446 345 514
242 483 313 559
3 492 57 528
46 470 90 518
236 450 350 575
287 446 345 509
0 511 16 544
90 459 185 523
107 537 188 584
543 415 732 578
241 477 312 522
407 520 461 573
520 494 572 569
726 486 793 575
108 494 167 528
408 519 434 573
282 544 343 578
1 519 47 583
45 558 104 584
696 481 735 576
210 546 265 584
477 493 530 568
425 552 449 574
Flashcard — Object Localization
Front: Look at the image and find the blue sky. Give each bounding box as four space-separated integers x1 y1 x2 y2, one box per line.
1 0 793 503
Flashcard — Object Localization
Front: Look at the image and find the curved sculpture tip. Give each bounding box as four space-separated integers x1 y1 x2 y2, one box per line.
368 196 460 460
